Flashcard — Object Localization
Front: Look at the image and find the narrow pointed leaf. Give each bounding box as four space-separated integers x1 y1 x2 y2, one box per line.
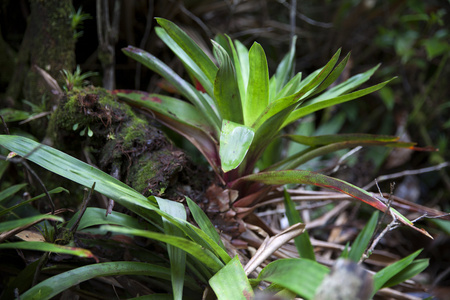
212 40 244 123
234 40 250 97
0 183 28 203
273 36 297 94
383 258 429 288
0 135 232 263
155 26 214 97
283 189 316 260
372 250 422 295
238 170 431 237
209 256 254 300
116 90 216 134
156 18 218 84
245 42 269 126
348 211 379 262
186 197 226 251
121 46 220 131
19 262 175 300
101 225 224 272
226 36 247 104
283 78 394 128
0 241 95 259
157 198 187 300
220 120 255 172
285 133 400 147
0 215 63 232
251 49 341 130
256 258 329 299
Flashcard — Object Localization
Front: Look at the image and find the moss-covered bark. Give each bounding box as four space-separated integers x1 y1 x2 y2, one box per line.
6 0 75 138
48 87 208 201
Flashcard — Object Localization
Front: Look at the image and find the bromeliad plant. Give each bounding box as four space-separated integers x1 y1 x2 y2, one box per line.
116 18 430 236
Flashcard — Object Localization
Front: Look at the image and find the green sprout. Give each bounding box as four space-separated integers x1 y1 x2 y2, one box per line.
61 65 98 91
70 6 91 40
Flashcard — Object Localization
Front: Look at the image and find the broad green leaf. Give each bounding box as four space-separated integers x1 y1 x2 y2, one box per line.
101 225 224 272
245 42 269 126
0 215 63 232
155 26 214 97
156 18 218 85
372 250 422 295
348 211 379 262
383 258 429 288
0 187 68 218
212 40 244 123
238 170 431 238
65 207 150 231
121 46 220 132
283 78 394 128
234 40 250 97
19 262 175 300
220 120 255 172
209 256 254 300
256 258 329 299
156 198 187 300
283 189 315 260
0 241 95 259
225 36 247 104
186 197 226 251
0 183 27 204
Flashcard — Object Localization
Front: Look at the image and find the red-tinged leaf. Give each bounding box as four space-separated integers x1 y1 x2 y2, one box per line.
195 79 206 93
237 170 432 238
284 133 401 147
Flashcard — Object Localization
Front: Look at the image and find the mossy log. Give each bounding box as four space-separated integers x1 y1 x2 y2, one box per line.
47 87 209 202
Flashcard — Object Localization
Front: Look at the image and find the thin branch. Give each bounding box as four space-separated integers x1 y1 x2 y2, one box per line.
363 162 450 190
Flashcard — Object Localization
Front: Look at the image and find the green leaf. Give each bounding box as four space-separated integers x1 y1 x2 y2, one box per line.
273 36 297 95
186 197 226 251
283 78 393 128
348 211 379 262
251 49 341 130
101 225 224 272
155 18 218 85
156 198 187 300
220 120 255 172
0 187 68 218
245 42 269 126
0 135 232 264
383 258 429 288
234 40 250 99
0 215 64 232
19 262 174 300
0 241 95 259
155 26 214 97
372 249 422 295
121 46 220 132
283 189 315 260
0 108 31 122
212 40 244 123
0 183 28 204
238 170 431 238
256 258 329 299
285 133 400 147
209 256 254 300
65 207 151 231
